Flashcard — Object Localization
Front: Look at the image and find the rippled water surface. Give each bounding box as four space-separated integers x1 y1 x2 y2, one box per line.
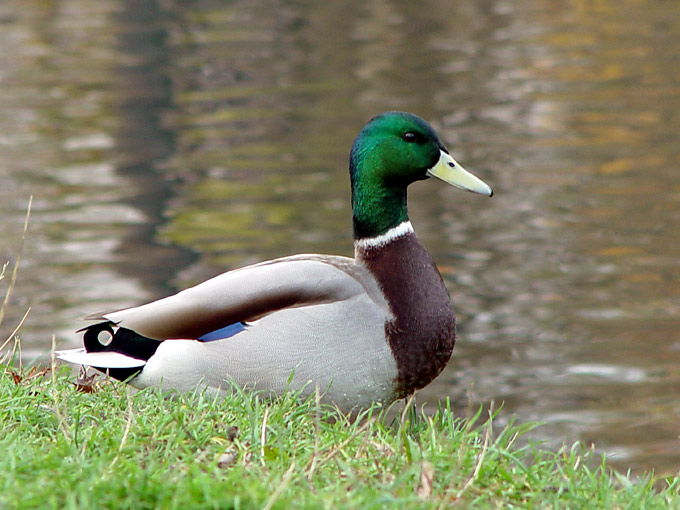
1 0 679 475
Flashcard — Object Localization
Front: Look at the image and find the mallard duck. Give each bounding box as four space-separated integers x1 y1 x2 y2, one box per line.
57 111 492 412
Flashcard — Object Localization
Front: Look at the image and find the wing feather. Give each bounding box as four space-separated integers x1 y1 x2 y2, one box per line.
101 255 372 340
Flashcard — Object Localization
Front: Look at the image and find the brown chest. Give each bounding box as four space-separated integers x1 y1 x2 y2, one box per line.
357 233 456 397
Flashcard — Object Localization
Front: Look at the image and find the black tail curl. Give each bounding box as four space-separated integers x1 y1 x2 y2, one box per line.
82 322 162 382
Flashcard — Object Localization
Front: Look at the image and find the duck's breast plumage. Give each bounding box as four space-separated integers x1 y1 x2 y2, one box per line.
356 231 456 398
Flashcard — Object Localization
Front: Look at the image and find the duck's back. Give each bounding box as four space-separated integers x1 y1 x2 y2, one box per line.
131 255 400 411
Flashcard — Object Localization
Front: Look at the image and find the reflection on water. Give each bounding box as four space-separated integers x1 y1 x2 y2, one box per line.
1 0 679 475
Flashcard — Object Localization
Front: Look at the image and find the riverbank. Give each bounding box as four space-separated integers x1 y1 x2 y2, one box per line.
1 359 678 509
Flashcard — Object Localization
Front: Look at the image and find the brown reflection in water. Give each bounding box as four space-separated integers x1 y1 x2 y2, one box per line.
110 0 197 295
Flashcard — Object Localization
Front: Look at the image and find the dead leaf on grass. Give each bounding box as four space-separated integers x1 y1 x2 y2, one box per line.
74 367 100 393
6 366 52 385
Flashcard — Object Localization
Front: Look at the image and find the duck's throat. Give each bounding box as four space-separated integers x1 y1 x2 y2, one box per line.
352 184 410 241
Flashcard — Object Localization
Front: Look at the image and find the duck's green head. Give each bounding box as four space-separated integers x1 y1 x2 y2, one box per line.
350 111 492 240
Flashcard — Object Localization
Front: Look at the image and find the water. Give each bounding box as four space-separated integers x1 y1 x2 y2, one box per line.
1 0 679 475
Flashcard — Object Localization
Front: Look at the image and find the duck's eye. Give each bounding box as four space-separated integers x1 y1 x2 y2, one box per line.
402 132 418 143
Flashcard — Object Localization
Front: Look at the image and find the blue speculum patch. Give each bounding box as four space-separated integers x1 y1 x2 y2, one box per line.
198 322 246 342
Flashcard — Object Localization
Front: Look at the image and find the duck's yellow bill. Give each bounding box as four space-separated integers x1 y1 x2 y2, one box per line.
427 150 493 197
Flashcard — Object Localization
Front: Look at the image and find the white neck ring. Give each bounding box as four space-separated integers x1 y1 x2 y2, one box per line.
354 221 414 251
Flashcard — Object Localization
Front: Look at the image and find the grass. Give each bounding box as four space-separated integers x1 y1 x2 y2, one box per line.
1 362 679 510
